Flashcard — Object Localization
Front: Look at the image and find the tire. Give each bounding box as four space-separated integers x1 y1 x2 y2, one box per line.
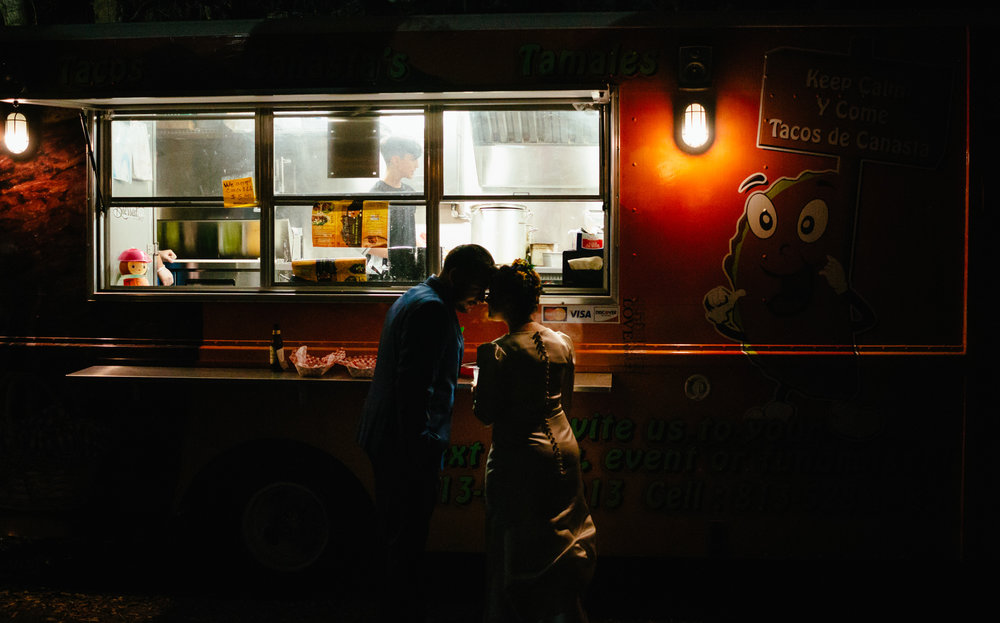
178 442 375 592
239 479 333 575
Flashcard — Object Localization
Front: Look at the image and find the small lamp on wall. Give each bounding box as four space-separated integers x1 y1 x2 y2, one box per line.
675 46 715 154
1 102 39 160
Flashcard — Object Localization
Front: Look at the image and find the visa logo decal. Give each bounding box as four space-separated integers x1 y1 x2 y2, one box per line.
540 305 620 324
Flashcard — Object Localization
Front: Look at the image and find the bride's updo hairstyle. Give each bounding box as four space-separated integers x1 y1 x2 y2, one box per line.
489 258 542 325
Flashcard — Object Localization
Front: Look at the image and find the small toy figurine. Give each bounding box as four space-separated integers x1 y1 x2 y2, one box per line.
118 248 177 286
118 248 151 286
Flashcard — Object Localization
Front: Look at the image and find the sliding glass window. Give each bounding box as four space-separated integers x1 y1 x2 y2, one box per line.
96 93 612 298
272 110 426 286
103 112 258 288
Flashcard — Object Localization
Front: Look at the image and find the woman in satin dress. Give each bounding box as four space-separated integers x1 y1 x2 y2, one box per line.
473 259 597 623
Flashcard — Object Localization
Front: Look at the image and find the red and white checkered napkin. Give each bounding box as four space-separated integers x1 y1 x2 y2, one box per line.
289 345 347 377
343 355 377 378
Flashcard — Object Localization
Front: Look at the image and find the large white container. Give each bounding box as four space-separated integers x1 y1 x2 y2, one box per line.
470 203 529 264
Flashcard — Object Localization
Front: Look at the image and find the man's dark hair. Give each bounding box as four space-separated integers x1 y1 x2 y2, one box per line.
380 136 422 161
442 244 496 286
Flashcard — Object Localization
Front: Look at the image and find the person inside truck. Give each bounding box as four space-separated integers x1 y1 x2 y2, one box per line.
473 258 597 623
371 135 421 195
368 136 422 275
357 243 496 623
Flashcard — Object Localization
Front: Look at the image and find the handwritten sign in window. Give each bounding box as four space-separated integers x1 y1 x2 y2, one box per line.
222 176 256 208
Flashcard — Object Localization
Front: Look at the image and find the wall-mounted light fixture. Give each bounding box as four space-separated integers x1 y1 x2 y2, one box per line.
1 102 39 160
675 46 715 154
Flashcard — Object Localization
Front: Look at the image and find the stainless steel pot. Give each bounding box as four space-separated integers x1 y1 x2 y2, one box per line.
470 203 529 264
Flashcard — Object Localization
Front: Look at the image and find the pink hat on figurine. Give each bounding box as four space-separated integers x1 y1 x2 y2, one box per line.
118 248 152 262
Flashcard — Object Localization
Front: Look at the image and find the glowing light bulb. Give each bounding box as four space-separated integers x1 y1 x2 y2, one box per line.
681 103 709 150
5 111 29 155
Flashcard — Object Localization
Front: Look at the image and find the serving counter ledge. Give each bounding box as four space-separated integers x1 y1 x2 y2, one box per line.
67 365 613 392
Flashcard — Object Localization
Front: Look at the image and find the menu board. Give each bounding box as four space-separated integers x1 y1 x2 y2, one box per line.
311 200 389 248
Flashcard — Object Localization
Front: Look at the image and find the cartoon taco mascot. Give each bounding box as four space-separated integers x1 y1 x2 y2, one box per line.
705 170 876 415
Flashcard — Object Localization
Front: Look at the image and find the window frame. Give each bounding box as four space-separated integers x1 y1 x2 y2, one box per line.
90 91 618 304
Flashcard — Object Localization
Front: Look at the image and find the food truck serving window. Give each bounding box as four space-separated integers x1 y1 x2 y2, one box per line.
95 92 614 300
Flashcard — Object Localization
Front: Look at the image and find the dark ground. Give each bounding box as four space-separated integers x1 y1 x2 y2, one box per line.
0 534 695 623
0 534 986 623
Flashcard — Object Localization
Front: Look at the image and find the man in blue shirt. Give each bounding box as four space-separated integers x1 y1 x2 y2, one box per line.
357 243 495 623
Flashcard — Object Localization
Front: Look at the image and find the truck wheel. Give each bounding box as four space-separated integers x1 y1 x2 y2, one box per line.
179 443 375 590
226 465 372 589
240 479 332 574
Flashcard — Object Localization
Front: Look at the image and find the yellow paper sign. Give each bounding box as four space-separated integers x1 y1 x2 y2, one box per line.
362 201 389 248
312 200 389 248
223 177 257 208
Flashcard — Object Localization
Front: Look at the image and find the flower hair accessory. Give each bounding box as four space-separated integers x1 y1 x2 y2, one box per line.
511 258 543 297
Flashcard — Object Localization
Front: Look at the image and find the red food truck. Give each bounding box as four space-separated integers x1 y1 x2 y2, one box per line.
0 11 986 585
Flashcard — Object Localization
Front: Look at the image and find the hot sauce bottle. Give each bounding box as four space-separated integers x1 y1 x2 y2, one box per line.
269 324 286 371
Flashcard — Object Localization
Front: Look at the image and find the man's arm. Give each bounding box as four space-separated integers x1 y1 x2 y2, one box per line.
394 299 450 446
